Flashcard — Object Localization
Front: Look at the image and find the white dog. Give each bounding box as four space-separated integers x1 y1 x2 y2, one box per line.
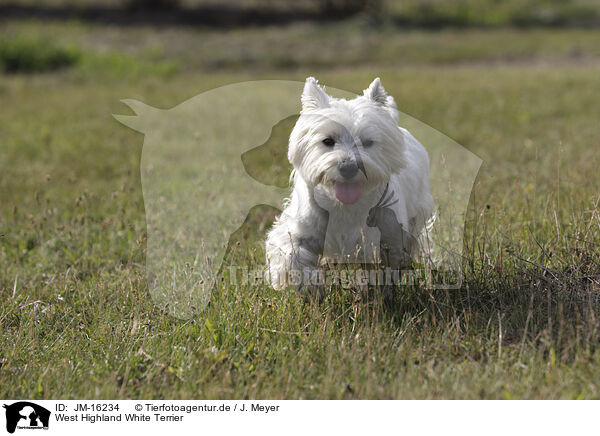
266 77 434 294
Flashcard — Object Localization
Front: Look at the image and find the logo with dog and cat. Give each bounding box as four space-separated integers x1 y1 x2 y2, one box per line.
2 402 51 434
115 80 481 318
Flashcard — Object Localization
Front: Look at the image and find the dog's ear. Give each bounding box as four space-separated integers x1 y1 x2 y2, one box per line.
301 77 329 111
364 78 399 122
364 77 389 105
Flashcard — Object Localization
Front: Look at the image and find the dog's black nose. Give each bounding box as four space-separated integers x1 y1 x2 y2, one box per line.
338 160 359 180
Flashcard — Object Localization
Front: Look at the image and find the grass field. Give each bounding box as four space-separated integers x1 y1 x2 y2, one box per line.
1 16 600 399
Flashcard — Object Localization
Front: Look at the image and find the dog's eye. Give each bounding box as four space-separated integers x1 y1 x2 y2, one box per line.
322 137 335 147
362 139 374 147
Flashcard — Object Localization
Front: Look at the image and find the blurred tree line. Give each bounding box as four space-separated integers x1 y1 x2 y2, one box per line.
125 0 381 14
3 0 599 27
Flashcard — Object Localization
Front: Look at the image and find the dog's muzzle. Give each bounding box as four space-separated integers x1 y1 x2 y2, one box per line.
338 160 359 180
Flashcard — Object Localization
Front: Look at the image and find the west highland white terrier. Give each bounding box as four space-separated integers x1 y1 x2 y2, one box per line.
266 77 434 295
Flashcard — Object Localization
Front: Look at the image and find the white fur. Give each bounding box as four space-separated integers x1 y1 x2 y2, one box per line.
266 77 434 293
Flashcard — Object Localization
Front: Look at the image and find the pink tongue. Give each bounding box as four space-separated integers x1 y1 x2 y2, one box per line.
334 182 362 205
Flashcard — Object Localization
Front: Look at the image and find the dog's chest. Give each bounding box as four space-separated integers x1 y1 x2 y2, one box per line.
322 209 381 263
313 186 384 263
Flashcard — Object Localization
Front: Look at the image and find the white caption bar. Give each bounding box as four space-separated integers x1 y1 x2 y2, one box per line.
0 400 595 435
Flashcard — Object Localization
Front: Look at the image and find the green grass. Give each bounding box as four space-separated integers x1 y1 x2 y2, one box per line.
4 20 600 73
1 20 600 399
386 0 600 27
0 31 179 76
0 37 79 73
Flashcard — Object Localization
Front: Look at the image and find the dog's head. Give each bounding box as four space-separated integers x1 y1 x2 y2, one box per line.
288 77 406 205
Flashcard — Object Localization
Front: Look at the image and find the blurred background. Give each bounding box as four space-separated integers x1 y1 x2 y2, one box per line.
2 0 600 77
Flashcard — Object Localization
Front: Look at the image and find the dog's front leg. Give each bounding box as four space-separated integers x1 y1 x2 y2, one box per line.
266 221 325 297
